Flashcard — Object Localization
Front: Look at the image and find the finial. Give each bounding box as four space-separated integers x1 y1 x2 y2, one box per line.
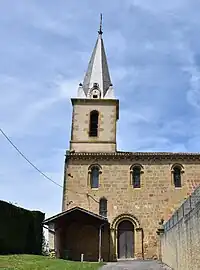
98 13 103 35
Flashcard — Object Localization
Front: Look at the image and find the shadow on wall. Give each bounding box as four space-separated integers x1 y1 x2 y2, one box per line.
56 221 111 262
53 220 145 262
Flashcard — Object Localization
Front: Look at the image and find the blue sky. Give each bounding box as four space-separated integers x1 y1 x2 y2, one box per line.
1 0 200 218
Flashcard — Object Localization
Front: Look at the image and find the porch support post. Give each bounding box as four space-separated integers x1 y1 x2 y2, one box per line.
98 225 102 262
109 227 116 261
98 223 106 262
135 228 144 259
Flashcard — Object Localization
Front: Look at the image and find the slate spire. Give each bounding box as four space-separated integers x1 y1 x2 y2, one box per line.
79 14 114 99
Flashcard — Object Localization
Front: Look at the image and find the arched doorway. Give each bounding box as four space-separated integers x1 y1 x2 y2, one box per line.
117 220 134 259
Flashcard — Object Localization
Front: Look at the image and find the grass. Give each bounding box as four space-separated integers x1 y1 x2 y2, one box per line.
0 254 104 270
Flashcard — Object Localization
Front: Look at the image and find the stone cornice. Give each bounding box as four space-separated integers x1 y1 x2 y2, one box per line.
71 98 119 105
70 140 116 144
71 98 119 120
65 150 200 161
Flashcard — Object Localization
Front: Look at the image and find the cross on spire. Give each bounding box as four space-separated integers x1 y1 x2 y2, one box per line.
98 13 103 35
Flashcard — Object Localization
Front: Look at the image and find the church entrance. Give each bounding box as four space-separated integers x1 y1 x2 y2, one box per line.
117 220 134 259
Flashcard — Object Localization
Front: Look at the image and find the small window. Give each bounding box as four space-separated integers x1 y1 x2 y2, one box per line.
99 197 107 217
90 166 99 188
89 110 99 137
173 167 181 188
132 167 141 188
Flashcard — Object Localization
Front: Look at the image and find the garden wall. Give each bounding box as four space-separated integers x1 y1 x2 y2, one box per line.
160 187 200 270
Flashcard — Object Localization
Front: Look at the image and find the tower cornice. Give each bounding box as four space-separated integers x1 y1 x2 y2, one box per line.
71 98 119 120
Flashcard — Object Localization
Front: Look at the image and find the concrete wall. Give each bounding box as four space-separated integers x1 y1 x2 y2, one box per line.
48 223 55 251
161 187 200 270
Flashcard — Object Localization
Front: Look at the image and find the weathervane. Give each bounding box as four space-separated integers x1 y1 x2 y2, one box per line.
98 13 103 35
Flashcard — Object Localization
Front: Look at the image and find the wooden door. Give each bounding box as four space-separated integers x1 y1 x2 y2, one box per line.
118 220 134 259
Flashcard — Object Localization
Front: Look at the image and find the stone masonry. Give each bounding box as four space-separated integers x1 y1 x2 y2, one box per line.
63 152 200 260
46 22 200 262
70 98 119 153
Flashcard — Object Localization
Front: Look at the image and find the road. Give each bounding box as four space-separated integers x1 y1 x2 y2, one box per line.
101 260 171 270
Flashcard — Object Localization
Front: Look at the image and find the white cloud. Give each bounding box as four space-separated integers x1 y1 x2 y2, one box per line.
129 0 189 13
54 75 80 99
1 0 200 217
170 31 200 109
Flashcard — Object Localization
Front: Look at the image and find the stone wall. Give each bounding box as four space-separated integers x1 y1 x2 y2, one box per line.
63 153 200 260
70 98 118 152
160 186 200 270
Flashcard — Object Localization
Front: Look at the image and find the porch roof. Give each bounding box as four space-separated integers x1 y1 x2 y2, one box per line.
43 206 108 225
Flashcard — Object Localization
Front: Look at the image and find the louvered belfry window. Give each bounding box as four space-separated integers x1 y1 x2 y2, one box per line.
89 110 99 137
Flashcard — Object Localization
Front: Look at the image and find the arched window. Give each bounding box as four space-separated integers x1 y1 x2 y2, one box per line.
99 197 107 217
132 167 141 188
90 166 100 188
130 164 143 188
89 110 99 137
173 166 182 188
171 164 184 188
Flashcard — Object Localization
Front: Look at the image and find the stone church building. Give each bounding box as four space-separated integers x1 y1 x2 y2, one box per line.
44 21 200 262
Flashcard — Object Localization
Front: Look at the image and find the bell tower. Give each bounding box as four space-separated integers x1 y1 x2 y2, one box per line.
70 15 119 153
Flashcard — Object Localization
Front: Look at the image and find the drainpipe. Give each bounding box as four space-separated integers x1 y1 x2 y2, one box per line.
98 222 107 262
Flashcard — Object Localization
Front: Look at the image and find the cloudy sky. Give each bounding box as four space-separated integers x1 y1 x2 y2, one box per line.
1 0 200 217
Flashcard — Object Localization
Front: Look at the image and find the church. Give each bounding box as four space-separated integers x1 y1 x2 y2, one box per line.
43 19 200 262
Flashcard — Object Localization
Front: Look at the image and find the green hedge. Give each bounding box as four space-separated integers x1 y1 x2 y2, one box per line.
0 200 45 255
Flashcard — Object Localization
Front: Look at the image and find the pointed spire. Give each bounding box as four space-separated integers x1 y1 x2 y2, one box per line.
81 14 114 99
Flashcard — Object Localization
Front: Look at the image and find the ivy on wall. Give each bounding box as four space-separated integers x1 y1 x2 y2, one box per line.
0 200 45 255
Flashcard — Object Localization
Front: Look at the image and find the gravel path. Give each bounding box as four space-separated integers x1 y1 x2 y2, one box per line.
100 260 172 270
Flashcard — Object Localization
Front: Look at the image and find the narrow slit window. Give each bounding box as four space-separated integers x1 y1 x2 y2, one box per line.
89 110 99 137
173 167 181 188
99 197 107 217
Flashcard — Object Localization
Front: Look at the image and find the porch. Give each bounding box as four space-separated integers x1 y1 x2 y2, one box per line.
43 207 110 262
